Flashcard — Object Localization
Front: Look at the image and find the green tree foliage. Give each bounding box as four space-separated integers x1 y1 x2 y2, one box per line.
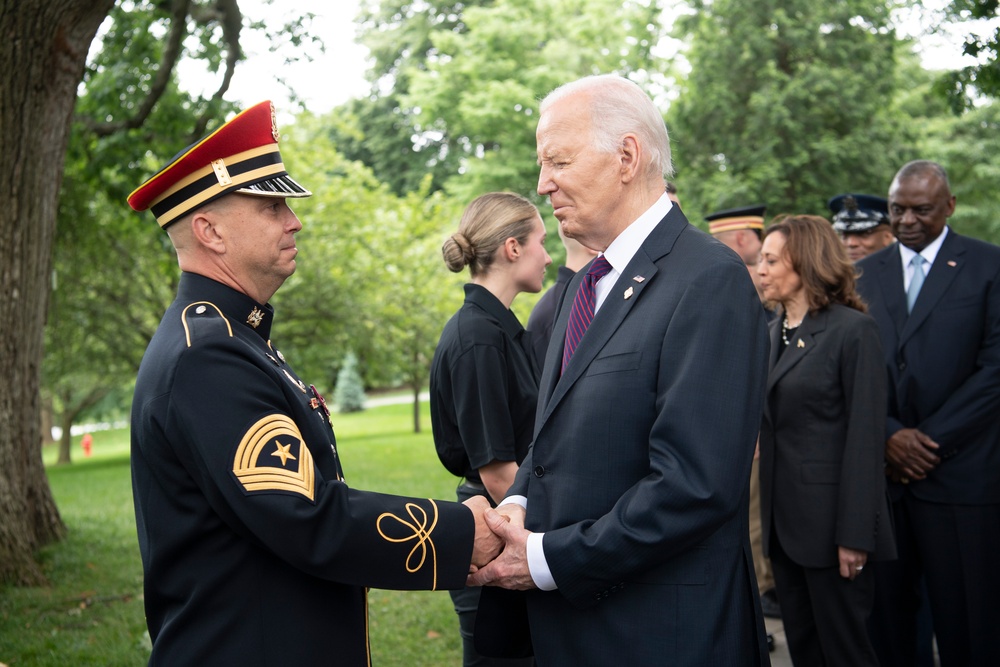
937 0 1000 110
332 0 497 195
881 53 1000 244
348 0 667 203
669 0 910 220
41 2 321 466
404 0 668 202
328 94 461 196
275 113 465 432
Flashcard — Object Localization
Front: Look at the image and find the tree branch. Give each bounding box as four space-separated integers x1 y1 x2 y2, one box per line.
85 0 192 138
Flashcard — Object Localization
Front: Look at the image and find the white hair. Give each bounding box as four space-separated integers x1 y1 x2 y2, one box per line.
541 74 673 178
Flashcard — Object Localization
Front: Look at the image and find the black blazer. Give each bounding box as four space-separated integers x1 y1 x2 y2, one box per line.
856 231 1000 504
759 304 895 568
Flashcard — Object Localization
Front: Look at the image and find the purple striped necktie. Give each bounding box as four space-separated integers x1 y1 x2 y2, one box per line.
562 255 613 373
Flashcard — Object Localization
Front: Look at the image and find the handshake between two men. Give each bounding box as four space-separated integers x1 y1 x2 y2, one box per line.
464 496 535 590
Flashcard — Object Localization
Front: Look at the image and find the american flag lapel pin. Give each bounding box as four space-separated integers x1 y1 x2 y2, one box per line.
947 260 957 267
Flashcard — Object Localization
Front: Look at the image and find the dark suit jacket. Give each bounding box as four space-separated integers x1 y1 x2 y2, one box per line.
508 206 771 666
759 304 895 569
856 231 1000 504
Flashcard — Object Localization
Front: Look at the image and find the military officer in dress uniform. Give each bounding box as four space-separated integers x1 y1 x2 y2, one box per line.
706 205 769 303
828 193 895 262
127 101 500 666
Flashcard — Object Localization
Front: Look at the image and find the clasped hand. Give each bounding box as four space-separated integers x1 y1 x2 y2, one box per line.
462 501 536 590
885 427 940 482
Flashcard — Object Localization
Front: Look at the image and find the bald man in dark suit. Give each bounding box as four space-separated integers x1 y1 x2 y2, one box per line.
857 160 1000 667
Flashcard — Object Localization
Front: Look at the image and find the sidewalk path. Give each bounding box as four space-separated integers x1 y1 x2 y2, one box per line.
363 391 428 408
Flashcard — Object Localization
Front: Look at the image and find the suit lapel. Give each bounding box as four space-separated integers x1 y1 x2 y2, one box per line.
535 206 685 431
873 245 908 342
899 232 965 347
766 308 828 395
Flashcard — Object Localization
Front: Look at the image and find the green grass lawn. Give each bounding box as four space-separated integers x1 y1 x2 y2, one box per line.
0 401 466 666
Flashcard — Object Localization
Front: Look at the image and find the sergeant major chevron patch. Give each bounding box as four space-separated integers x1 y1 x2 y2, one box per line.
233 414 315 501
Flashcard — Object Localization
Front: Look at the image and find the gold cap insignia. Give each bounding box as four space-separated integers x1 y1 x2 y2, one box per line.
270 102 280 142
233 414 315 500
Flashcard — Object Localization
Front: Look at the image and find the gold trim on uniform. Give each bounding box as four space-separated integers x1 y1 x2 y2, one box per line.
181 301 233 347
247 307 265 328
270 102 280 142
376 500 440 590
212 159 233 186
233 414 315 500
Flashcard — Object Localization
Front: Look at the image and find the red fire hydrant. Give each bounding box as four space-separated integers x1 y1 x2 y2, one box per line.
81 433 93 458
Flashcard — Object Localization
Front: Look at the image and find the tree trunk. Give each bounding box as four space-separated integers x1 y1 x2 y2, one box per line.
412 383 421 434
55 386 110 465
57 411 74 466
39 393 55 446
0 0 116 585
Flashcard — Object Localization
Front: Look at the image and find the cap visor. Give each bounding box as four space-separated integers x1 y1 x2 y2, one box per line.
236 174 311 198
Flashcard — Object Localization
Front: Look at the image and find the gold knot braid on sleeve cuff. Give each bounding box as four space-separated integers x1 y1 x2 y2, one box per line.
377 500 440 590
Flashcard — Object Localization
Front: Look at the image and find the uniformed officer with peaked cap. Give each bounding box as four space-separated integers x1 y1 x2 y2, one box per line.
704 204 767 238
828 193 895 262
128 101 499 665
705 204 770 304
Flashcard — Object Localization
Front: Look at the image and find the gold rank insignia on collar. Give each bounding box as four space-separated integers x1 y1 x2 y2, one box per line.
247 307 264 328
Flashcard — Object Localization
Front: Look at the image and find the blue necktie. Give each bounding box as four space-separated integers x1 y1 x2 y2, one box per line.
907 255 925 313
562 255 613 373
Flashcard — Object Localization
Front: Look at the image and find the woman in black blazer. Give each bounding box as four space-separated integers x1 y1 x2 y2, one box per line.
757 215 895 666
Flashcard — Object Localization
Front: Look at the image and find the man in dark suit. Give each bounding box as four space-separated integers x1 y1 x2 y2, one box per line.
857 160 1000 667
469 74 771 665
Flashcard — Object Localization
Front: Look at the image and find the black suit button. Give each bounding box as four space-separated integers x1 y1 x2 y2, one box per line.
533 465 545 478
898 362 906 372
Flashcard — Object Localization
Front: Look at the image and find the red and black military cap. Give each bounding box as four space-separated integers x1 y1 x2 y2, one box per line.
128 100 310 228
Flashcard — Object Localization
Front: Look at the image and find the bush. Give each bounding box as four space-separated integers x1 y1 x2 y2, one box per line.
334 350 366 413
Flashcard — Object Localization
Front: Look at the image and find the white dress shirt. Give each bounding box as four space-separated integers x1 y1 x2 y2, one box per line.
898 226 949 291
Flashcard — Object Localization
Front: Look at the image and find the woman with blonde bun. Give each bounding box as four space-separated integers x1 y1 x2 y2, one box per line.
430 192 550 667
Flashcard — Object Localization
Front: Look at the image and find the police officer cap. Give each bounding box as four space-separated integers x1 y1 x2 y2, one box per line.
705 205 767 236
127 101 311 229
827 194 888 234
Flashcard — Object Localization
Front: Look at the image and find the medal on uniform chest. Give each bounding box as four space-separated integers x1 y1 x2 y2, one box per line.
282 368 307 393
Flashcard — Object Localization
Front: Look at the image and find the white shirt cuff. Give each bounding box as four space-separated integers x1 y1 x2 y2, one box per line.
498 496 556 590
498 495 527 509
527 532 557 590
